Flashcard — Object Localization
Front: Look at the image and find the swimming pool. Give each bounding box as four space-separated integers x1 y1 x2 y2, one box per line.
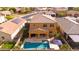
23 41 50 50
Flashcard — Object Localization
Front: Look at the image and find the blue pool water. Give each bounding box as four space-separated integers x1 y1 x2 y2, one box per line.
23 41 50 50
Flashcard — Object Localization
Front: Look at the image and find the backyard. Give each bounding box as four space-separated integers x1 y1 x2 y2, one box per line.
54 32 72 50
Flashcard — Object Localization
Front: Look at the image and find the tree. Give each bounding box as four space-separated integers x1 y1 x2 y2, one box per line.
23 7 32 13
9 7 16 13
73 7 79 11
0 7 9 11
68 7 73 10
60 44 71 50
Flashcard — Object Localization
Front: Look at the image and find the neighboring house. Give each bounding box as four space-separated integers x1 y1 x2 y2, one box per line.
34 7 48 14
46 7 55 11
67 10 79 16
0 15 7 23
15 7 26 13
0 11 12 16
33 7 56 16
24 14 59 40
0 11 11 23
34 7 47 11
0 18 26 42
15 7 22 13
44 11 56 17
52 7 68 16
56 17 79 42
54 7 68 12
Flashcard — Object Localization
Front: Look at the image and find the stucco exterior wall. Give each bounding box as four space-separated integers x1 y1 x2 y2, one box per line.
29 23 59 38
0 31 11 41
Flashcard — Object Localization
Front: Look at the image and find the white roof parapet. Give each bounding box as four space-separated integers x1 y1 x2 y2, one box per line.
69 35 79 42
64 16 79 24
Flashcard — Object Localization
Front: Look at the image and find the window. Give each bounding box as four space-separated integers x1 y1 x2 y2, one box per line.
49 31 54 38
40 34 46 38
43 24 47 27
50 24 54 27
49 31 52 33
51 14 56 17
31 34 37 37
1 36 5 40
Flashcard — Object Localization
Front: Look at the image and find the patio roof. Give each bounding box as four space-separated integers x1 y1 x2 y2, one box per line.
27 14 56 23
29 28 48 34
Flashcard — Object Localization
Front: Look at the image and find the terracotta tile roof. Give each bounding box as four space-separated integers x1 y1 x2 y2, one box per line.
29 28 48 34
28 14 56 23
0 18 26 35
30 28 48 32
0 11 11 15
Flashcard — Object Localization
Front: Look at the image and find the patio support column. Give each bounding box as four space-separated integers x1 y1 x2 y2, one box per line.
38 33 40 38
47 34 49 39
29 33 31 38
47 33 49 39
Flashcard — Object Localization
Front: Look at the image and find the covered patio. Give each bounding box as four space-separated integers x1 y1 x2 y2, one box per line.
29 28 49 40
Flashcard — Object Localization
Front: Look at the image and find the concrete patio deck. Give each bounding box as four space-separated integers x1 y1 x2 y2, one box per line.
25 37 48 42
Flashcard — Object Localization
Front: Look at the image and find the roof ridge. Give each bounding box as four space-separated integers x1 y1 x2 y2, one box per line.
42 14 56 22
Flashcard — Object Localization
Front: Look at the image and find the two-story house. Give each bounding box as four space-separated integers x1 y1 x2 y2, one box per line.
25 14 59 41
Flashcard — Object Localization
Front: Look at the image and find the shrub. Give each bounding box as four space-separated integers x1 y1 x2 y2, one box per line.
6 15 15 20
60 44 71 50
9 8 16 13
2 41 15 49
54 32 62 39
73 7 79 11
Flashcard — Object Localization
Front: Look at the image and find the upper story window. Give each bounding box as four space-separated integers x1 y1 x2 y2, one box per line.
50 24 54 27
43 24 47 27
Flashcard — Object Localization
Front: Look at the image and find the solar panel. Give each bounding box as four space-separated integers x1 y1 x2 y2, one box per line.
22 14 34 19
11 19 21 24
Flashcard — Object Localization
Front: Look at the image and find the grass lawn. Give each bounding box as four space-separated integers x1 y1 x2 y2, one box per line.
60 44 71 50
2 42 15 49
5 15 15 20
